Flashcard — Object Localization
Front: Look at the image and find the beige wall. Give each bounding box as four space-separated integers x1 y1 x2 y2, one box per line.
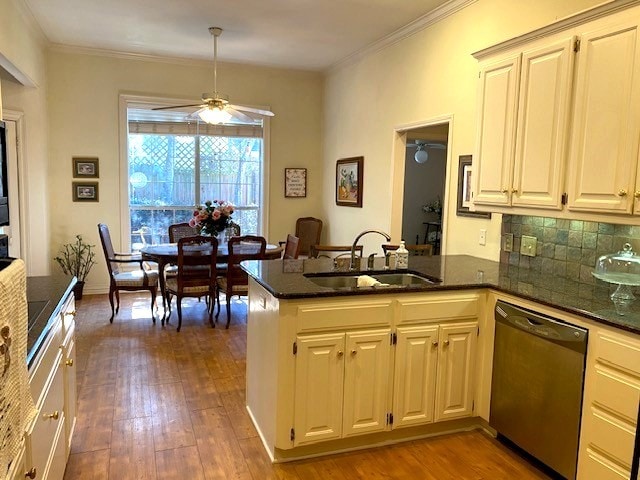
0 0 50 276
46 50 323 292
322 0 604 259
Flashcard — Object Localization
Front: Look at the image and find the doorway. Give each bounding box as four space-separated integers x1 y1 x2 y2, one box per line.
401 124 448 253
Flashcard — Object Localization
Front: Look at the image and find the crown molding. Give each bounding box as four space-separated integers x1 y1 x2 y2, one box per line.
472 0 640 59
327 0 478 73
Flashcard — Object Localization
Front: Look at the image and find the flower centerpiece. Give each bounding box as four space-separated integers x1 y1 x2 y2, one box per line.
189 200 235 236
422 197 443 220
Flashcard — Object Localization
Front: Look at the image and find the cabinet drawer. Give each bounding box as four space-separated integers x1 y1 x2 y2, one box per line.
587 406 635 467
592 365 640 422
28 358 65 480
580 447 629 480
595 332 640 376
29 321 63 406
397 294 479 325
296 299 393 333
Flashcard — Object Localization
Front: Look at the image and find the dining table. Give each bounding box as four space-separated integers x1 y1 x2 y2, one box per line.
140 242 283 316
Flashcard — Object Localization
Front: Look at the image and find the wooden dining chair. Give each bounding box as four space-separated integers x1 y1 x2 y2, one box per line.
283 234 300 259
309 244 363 259
382 244 434 256
164 235 218 332
216 235 266 328
98 223 159 323
168 222 198 243
295 217 323 257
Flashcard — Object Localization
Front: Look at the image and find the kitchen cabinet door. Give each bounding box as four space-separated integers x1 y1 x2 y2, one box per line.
567 17 640 213
512 37 575 209
392 325 439 428
342 330 391 437
473 54 520 206
293 333 345 446
434 322 477 422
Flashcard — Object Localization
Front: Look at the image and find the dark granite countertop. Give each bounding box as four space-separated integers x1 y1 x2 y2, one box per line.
27 274 76 367
242 255 640 335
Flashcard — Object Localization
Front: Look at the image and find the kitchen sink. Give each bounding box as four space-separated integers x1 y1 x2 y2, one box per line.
305 272 436 289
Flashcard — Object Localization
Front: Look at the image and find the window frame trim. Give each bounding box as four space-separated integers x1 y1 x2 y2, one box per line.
118 93 271 250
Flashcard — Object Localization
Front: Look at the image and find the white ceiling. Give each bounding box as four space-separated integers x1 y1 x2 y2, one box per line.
22 0 452 70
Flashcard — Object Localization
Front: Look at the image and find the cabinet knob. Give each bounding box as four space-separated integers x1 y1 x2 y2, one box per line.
66 358 74 367
337 350 343 357
501 189 509 194
432 341 438 347
350 349 357 355
443 340 450 346
618 189 628 197
511 188 518 194
67 310 77 317
25 467 36 479
43 411 59 420
635 191 640 199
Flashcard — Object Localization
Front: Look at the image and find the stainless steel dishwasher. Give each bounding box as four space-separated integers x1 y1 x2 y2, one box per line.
490 301 588 480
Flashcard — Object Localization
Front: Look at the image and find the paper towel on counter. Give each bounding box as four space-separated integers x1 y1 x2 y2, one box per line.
357 275 380 287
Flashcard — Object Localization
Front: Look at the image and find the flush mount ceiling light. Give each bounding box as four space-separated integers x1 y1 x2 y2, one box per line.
407 141 446 164
152 27 275 124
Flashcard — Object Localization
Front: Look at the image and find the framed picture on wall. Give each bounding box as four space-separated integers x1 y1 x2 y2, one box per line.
72 182 99 202
456 155 490 218
73 157 99 178
336 156 363 207
284 168 307 198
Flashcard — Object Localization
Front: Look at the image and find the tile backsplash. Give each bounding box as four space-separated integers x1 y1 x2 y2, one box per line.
500 215 640 284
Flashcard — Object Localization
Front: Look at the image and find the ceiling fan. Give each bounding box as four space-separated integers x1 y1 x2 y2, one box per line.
407 141 446 164
152 27 275 124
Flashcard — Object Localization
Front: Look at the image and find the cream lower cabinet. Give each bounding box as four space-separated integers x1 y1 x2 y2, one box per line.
15 291 77 480
578 328 640 479
293 329 391 446
393 322 478 429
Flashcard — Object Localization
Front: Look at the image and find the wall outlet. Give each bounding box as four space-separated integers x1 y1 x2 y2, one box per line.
503 233 514 252
520 235 537 257
479 229 487 246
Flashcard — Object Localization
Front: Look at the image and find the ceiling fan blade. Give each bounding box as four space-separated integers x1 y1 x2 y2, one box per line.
152 103 204 111
226 107 256 123
229 103 275 117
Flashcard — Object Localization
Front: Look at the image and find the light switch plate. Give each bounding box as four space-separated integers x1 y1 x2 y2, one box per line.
520 235 537 257
503 233 513 252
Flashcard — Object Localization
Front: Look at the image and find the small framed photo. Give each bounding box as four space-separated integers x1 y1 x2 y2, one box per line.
73 157 99 178
336 156 363 207
284 168 307 198
456 155 491 218
72 182 99 202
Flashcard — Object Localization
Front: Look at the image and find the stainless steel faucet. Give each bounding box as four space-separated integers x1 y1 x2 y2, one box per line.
350 230 391 270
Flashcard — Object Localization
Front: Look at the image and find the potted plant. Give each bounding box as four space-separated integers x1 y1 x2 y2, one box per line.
54 234 97 300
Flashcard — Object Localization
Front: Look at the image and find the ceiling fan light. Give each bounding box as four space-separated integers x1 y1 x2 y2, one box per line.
199 106 232 124
414 149 429 164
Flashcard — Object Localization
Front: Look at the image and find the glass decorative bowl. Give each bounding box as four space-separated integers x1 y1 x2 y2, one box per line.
592 243 640 315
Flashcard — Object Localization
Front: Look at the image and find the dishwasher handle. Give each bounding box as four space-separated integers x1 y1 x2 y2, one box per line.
495 301 587 352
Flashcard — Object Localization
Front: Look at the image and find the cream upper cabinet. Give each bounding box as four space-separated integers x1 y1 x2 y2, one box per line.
474 36 575 209
473 54 520 206
567 16 640 214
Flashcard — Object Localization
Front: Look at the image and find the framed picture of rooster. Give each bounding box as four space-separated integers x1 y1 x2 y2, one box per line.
336 156 363 207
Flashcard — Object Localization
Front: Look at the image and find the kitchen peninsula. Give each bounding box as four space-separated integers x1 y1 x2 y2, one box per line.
243 255 640 479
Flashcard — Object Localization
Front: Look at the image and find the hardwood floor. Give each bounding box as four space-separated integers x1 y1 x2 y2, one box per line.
64 293 551 480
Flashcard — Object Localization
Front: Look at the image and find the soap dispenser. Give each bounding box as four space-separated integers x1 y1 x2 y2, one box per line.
395 241 409 269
